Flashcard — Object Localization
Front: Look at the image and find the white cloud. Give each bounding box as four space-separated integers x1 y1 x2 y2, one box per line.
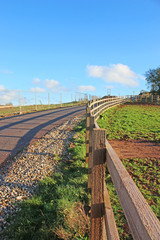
30 87 46 93
32 78 41 84
30 79 70 93
0 85 5 91
45 79 60 90
77 85 96 92
44 79 70 92
0 90 17 104
0 69 13 74
87 64 142 87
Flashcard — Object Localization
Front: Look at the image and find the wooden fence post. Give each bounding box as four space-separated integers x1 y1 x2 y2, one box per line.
86 106 90 164
91 129 106 240
88 116 95 190
136 95 137 102
152 95 153 103
156 95 159 104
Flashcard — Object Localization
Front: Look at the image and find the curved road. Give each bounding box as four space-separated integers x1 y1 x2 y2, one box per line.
0 105 85 165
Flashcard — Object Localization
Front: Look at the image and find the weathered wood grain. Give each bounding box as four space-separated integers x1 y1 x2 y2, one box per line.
90 98 122 114
89 97 118 108
86 106 90 163
91 129 106 240
88 116 95 190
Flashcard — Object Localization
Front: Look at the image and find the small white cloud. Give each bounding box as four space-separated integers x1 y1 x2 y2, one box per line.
0 90 17 104
45 79 60 90
0 69 13 74
32 78 41 85
0 85 5 91
30 87 46 93
77 85 96 92
87 64 142 87
44 79 69 92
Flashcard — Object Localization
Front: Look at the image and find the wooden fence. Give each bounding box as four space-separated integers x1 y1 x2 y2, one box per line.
86 96 160 240
127 94 160 104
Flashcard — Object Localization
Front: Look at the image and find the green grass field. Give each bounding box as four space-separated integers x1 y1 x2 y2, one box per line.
97 104 160 142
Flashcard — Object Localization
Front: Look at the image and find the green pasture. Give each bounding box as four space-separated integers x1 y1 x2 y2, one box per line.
97 104 160 142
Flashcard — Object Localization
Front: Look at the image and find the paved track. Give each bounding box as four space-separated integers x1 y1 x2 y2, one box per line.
0 105 85 165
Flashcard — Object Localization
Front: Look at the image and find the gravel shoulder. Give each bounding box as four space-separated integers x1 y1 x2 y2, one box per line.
0 115 85 235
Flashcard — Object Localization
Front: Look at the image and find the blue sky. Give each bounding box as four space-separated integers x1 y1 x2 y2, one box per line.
0 0 160 103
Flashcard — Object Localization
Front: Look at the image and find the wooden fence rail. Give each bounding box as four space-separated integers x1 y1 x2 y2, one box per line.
86 96 160 240
127 94 160 104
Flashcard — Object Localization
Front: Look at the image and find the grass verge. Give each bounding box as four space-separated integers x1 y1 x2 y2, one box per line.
0 102 86 118
5 120 90 240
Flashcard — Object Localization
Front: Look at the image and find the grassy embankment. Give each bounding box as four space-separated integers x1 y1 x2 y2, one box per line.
98 104 160 239
5 120 90 240
0 101 85 118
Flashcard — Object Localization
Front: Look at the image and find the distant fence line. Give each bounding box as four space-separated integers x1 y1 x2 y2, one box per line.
1 91 160 115
0 89 95 114
128 94 160 104
0 89 91 105
1 90 160 107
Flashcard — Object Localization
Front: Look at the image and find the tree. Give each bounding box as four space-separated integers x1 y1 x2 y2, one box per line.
145 66 160 94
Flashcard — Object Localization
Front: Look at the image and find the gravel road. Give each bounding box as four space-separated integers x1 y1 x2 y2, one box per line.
0 105 85 165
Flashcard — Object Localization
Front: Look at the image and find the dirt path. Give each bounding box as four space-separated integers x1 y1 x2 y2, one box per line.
109 139 160 159
0 106 85 165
